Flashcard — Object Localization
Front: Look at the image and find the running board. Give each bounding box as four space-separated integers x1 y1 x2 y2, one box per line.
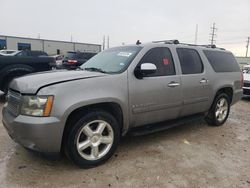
128 113 204 136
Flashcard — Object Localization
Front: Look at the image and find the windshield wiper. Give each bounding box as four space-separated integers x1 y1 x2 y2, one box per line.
83 67 107 73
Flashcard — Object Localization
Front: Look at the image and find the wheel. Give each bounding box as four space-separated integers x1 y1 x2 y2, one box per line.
205 93 230 126
65 111 120 168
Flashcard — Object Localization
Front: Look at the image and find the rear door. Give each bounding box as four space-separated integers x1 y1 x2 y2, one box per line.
177 48 210 116
128 47 182 127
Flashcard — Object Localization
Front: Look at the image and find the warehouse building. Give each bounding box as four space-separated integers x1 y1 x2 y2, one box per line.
0 35 101 55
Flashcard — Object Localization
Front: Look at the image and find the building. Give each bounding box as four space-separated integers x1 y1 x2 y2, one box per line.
0 35 101 55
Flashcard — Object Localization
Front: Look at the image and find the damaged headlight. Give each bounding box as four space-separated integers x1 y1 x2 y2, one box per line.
20 95 54 117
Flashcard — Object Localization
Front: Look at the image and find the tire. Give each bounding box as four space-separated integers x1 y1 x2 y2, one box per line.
2 77 13 94
65 110 120 168
205 93 231 126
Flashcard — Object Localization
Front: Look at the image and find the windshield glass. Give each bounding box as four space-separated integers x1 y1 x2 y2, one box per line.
81 46 142 73
244 69 250 74
66 52 77 59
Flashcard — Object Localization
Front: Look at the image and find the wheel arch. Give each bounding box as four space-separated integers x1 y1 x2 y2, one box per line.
0 64 34 91
215 87 233 104
61 102 124 152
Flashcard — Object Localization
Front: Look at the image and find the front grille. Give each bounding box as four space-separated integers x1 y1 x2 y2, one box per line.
7 90 21 116
243 89 250 96
243 82 250 87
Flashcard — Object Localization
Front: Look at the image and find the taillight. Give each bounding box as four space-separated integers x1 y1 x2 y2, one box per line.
68 60 77 65
241 72 244 88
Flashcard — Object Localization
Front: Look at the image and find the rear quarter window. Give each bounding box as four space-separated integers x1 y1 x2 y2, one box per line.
203 50 240 72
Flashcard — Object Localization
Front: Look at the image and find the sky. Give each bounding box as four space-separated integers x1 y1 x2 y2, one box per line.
1 0 250 56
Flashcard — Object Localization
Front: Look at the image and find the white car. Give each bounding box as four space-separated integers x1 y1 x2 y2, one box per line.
0 50 20 56
243 64 250 72
243 69 250 96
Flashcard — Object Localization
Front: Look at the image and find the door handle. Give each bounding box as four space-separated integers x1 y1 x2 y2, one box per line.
200 78 208 83
168 82 180 87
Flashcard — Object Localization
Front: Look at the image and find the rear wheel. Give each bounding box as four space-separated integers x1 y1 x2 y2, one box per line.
205 93 230 126
65 111 120 168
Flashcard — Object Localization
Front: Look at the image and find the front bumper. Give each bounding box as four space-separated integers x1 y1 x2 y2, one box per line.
2 107 63 154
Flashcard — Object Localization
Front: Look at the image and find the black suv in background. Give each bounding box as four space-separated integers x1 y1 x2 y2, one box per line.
62 51 97 69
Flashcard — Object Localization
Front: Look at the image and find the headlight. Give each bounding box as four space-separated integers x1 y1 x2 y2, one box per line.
20 95 54 117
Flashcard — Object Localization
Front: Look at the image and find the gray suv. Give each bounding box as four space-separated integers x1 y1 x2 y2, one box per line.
2 40 243 168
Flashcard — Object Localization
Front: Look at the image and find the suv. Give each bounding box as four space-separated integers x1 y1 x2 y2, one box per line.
62 51 97 69
2 40 243 168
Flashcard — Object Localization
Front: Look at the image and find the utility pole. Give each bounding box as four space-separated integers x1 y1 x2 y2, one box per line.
102 36 106 51
70 35 73 42
209 22 217 45
194 24 198 44
246 37 250 57
107 36 109 49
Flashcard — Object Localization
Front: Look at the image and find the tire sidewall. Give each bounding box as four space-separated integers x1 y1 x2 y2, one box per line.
66 111 120 168
211 93 230 126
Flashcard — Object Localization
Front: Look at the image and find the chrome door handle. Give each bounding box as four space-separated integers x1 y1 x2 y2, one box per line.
168 82 180 87
200 79 208 83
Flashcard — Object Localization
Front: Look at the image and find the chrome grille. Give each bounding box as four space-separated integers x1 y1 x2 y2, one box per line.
7 90 21 116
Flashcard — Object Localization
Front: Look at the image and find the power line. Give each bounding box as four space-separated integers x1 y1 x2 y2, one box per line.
209 22 217 45
246 37 250 57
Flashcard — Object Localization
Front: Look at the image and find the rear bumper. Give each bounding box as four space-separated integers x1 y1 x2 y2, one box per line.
2 107 63 154
243 87 250 96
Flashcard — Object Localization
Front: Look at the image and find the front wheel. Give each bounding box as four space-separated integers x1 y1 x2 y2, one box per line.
205 93 230 126
65 111 120 168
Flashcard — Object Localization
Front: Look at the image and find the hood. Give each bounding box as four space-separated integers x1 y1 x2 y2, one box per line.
10 70 106 94
243 73 250 82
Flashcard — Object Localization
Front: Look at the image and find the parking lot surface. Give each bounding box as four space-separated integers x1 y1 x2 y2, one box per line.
0 100 249 188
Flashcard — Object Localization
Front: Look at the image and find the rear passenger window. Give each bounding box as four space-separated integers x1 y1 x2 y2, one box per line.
203 50 240 72
139 47 175 77
177 48 203 74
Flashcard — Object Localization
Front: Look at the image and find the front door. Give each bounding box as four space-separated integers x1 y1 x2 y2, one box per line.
128 47 182 127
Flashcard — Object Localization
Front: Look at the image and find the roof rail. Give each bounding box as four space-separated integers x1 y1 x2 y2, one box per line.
179 43 225 50
152 39 180 44
151 40 225 50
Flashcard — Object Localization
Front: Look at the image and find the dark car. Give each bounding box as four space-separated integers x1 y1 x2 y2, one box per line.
62 51 97 69
0 51 54 94
15 50 48 57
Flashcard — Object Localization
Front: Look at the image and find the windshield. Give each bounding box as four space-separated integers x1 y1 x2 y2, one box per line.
81 46 142 73
244 69 250 74
66 52 77 59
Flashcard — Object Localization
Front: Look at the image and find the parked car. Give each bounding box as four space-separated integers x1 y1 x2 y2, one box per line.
50 55 64 69
2 40 243 168
243 64 250 72
15 50 48 57
0 50 20 56
0 52 54 94
243 69 250 96
62 51 97 69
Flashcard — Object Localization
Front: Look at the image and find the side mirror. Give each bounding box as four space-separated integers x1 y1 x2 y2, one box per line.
134 63 157 79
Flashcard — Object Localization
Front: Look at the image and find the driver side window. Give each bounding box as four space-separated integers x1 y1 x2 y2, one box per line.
139 47 176 77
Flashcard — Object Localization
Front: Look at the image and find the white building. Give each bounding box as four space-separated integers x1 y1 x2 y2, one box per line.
0 35 101 55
